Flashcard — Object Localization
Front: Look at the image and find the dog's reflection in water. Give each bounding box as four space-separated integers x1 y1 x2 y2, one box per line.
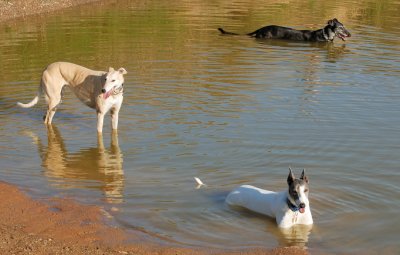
27 125 124 203
277 224 313 248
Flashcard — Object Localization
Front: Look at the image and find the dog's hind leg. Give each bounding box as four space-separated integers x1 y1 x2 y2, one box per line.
43 81 62 124
44 96 61 124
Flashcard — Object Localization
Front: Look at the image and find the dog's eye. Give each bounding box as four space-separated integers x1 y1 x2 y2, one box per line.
304 189 308 192
112 80 116 82
104 78 107 81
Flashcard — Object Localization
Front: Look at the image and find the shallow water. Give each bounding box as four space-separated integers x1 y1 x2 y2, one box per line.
1 0 400 253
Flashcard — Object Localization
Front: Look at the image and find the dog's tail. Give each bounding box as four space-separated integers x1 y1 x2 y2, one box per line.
17 84 42 108
17 95 39 108
194 177 206 189
246 30 259 37
218 28 239 35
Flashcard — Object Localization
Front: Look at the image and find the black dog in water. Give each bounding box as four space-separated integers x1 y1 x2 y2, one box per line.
218 18 351 42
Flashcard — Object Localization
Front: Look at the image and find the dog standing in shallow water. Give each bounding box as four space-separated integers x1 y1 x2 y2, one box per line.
219 18 351 42
17 62 127 133
225 168 313 228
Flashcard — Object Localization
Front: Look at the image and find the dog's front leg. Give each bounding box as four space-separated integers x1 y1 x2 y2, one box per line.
111 99 122 131
97 111 105 133
111 108 119 130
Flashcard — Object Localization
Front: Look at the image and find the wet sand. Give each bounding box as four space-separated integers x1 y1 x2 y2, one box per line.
0 181 307 255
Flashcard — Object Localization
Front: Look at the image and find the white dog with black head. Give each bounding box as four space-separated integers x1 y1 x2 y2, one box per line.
225 168 313 228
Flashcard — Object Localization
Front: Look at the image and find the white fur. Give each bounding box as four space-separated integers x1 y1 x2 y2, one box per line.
17 95 39 108
226 185 313 228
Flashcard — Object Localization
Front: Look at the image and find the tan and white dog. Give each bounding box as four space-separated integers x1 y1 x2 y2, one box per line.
17 62 127 133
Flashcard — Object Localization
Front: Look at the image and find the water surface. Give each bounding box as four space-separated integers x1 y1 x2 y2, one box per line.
0 0 399 254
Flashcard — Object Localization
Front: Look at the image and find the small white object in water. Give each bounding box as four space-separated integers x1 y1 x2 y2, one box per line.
194 177 206 189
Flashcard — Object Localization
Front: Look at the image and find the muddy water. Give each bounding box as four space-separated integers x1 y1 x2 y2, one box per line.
0 0 399 254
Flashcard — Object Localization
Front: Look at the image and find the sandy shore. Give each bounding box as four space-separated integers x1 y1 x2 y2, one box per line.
0 0 102 22
0 181 307 255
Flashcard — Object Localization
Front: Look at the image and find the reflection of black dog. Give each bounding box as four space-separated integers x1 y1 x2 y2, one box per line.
219 18 351 42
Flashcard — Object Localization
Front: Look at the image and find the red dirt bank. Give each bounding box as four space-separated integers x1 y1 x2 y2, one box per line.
0 181 307 254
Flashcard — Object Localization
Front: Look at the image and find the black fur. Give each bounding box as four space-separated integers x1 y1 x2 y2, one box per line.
218 28 238 35
219 18 351 42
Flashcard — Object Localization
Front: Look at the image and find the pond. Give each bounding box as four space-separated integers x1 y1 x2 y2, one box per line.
0 0 399 254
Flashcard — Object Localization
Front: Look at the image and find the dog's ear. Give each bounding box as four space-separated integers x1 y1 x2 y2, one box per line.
327 19 334 26
287 167 295 185
300 169 309 183
108 67 115 73
118 68 127 75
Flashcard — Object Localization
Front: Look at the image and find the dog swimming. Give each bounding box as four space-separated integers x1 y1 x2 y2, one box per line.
219 18 351 42
196 168 313 228
225 168 313 228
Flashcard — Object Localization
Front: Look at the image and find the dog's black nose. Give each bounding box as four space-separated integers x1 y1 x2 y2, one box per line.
299 203 305 208
101 89 106 93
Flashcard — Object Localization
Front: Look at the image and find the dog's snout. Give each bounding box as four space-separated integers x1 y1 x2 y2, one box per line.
101 88 106 93
299 203 305 208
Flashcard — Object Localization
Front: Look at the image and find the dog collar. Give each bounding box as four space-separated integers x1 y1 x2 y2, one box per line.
322 28 329 41
112 85 124 95
286 198 299 212
322 27 335 41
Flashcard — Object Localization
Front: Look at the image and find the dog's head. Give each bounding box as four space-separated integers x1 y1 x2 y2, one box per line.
326 18 351 41
102 67 128 99
287 168 310 214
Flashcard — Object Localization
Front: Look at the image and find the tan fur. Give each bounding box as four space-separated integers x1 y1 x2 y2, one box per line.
17 62 127 133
